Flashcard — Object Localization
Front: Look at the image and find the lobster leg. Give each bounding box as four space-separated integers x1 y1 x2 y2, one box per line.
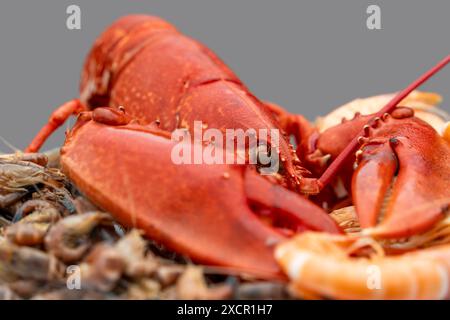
26 99 86 153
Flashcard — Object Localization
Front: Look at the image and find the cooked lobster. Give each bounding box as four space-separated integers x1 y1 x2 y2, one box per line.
26 15 450 280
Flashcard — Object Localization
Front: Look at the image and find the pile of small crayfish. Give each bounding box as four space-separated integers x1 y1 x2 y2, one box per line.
16 15 450 299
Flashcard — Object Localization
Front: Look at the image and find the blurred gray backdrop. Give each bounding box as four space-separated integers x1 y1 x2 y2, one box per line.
0 0 449 150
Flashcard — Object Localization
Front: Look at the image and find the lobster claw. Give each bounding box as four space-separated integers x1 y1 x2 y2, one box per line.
352 139 398 228
61 108 341 279
352 108 450 238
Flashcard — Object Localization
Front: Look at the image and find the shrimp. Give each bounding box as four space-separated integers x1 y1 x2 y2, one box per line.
275 232 450 300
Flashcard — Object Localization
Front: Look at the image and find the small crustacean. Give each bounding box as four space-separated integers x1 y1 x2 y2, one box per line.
0 153 48 167
155 265 186 288
125 279 161 300
0 153 71 213
0 191 26 211
75 230 158 293
5 200 61 246
0 153 56 192
275 232 450 300
114 230 158 278
0 155 47 209
0 237 64 282
78 242 125 292
44 212 112 263
78 229 159 293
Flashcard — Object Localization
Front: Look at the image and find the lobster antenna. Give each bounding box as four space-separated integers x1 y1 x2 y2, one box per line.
318 54 450 189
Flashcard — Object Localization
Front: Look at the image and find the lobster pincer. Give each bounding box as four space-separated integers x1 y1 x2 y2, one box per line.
60 107 340 279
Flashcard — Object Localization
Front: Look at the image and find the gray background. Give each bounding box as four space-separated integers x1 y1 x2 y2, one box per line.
0 0 449 150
